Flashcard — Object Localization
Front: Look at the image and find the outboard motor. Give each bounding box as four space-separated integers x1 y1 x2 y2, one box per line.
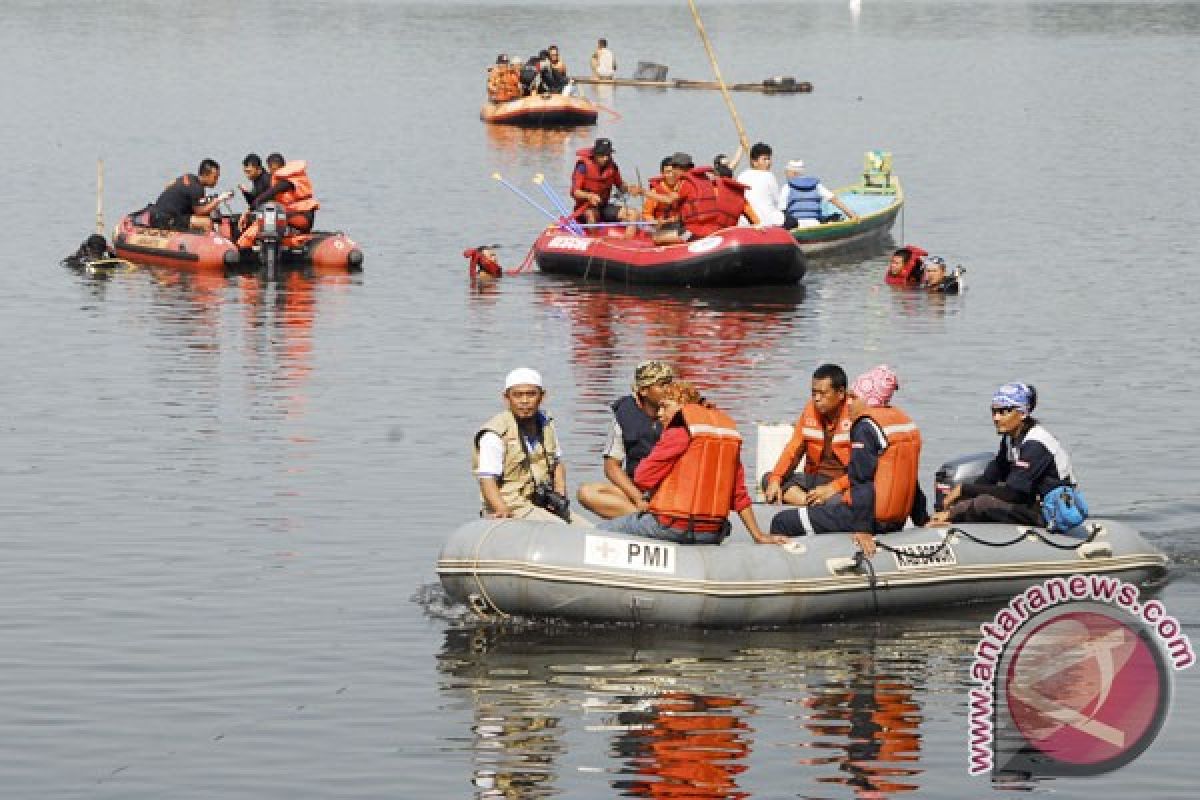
934 451 992 511
258 202 287 279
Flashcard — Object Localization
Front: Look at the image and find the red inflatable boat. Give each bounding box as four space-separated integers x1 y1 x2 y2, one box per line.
531 226 805 287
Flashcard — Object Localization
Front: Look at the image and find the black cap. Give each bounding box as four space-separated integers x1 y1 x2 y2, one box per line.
593 138 614 156
670 151 694 168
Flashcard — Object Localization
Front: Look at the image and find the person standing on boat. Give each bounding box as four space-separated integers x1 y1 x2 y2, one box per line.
763 363 854 507
577 360 675 519
930 383 1075 527
779 159 858 229
590 38 616 79
148 159 230 232
473 368 592 525
736 142 786 227
571 138 641 225
598 381 788 545
769 365 928 555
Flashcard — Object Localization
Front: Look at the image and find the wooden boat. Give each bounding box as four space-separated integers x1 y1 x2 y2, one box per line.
438 513 1168 628
531 225 805 287
574 76 812 94
480 94 598 127
789 152 904 257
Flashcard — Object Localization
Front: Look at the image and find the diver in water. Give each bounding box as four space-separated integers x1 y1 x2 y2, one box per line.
62 233 117 269
921 256 964 294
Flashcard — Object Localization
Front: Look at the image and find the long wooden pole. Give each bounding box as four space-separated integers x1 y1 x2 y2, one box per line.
686 0 751 156
95 158 105 234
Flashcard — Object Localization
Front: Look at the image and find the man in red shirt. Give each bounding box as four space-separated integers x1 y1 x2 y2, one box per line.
598 382 788 545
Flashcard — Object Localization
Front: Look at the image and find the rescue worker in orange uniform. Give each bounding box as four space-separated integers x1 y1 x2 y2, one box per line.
238 153 320 248
486 54 522 103
598 381 788 545
652 153 758 244
770 365 929 553
641 155 684 229
571 137 641 225
763 363 855 507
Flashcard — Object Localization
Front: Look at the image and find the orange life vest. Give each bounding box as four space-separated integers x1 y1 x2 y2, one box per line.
572 148 620 212
678 166 748 238
648 404 742 529
271 161 319 214
643 175 681 222
845 405 921 525
487 64 521 102
797 399 854 476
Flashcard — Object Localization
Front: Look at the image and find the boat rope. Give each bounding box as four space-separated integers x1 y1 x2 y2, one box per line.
513 241 538 274
873 523 1103 563
595 103 622 121
468 519 511 620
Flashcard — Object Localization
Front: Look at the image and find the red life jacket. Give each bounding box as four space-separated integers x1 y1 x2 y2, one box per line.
844 405 922 525
572 148 620 212
884 244 928 286
679 166 747 238
649 404 742 531
272 161 320 214
463 247 503 278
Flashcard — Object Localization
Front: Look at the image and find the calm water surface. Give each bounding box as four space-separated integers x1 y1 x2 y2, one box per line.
1 1 1198 797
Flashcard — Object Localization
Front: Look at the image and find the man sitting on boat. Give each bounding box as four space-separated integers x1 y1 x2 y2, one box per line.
571 138 641 225
474 368 592 525
931 383 1075 528
780 159 858 229
736 142 786 227
641 156 684 232
486 54 522 103
597 381 787 545
238 153 271 208
652 153 758 244
769 365 929 555
147 159 231 232
236 153 320 248
763 363 854 507
577 360 675 519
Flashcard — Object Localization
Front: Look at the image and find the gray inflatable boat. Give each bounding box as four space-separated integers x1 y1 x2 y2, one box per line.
437 507 1168 627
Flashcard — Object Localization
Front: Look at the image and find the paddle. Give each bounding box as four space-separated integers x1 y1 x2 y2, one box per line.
95 158 105 234
491 172 559 225
687 0 751 156
531 173 585 235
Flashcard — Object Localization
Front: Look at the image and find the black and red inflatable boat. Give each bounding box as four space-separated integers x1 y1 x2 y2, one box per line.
531 226 805 287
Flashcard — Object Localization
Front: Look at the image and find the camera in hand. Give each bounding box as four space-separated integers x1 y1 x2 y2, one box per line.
532 482 571 521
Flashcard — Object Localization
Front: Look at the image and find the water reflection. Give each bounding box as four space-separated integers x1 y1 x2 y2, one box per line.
436 623 967 799
534 281 810 409
485 124 588 158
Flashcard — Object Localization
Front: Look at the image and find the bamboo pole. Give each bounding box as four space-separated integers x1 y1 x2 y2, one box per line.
686 0 751 156
95 158 104 234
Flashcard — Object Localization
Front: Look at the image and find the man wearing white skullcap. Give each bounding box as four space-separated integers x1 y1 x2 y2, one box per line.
472 368 592 525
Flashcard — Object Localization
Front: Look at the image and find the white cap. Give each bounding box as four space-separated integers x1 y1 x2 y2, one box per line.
786 159 805 171
504 367 543 390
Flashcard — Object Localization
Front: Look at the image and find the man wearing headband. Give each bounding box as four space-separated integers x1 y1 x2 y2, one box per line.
931 383 1075 527
770 365 928 555
577 360 676 519
473 367 591 525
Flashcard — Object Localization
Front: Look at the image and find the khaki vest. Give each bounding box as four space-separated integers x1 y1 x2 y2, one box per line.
472 410 560 513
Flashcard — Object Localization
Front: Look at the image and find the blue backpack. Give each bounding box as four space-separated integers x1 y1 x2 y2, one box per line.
1042 486 1089 534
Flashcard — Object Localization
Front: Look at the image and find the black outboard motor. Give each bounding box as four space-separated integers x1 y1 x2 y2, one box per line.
934 451 992 511
257 202 287 279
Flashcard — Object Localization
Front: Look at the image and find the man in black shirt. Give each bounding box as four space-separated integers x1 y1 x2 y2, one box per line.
238 154 271 208
149 158 229 231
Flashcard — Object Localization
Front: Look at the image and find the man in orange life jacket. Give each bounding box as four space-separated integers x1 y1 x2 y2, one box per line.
237 153 320 248
148 158 231 232
653 152 759 244
769 365 929 554
598 381 789 545
641 156 683 226
571 138 641 225
763 363 855 507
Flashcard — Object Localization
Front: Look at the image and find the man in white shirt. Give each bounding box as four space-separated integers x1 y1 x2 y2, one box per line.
736 142 785 226
590 38 617 79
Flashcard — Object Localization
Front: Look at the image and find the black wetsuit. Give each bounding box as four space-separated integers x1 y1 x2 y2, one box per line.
240 171 271 208
150 174 204 230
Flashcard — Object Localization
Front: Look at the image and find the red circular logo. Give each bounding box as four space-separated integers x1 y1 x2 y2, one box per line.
1003 607 1169 772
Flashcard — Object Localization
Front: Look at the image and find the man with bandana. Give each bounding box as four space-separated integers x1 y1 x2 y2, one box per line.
931 382 1076 528
770 365 928 555
577 360 675 519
